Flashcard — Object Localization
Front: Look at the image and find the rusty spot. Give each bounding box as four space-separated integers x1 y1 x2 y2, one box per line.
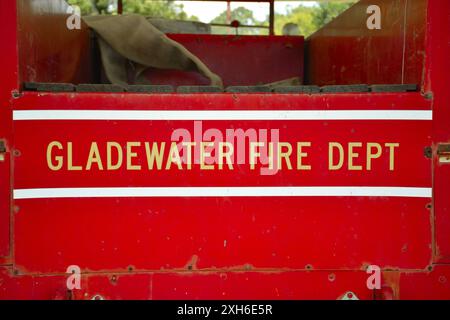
423 146 432 159
185 255 199 271
423 92 433 100
66 290 74 300
328 273 336 282
382 272 401 300
0 140 6 154
305 264 313 270
11 90 21 99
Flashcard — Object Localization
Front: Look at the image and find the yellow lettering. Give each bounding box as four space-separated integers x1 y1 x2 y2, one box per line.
250 142 263 170
47 141 63 171
86 142 104 170
278 142 293 170
107 142 123 170
385 143 400 171
348 142 363 171
165 142 183 170
297 142 311 170
145 142 165 170
366 143 382 171
68 142 82 171
218 142 234 170
329 142 344 170
200 142 214 170
181 142 196 170
126 142 141 170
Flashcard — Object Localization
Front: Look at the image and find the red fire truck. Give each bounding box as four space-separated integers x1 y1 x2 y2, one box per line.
0 0 449 300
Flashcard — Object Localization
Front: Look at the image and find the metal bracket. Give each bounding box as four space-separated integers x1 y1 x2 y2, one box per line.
0 140 6 162
437 144 450 164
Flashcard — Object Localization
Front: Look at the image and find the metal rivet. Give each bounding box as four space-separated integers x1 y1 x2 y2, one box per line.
424 146 432 159
11 90 21 99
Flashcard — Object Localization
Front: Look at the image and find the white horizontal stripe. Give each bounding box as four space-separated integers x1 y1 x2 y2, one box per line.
13 110 433 121
13 187 432 200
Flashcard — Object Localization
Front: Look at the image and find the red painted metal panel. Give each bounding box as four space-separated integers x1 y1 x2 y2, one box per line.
1 0 449 300
399 265 450 300
0 153 11 259
424 0 450 263
2 266 450 300
305 0 427 86
0 0 19 258
146 35 304 87
16 0 94 85
10 92 433 274
150 271 375 300
14 197 431 273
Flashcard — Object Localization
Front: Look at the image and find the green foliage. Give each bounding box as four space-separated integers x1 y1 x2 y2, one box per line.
211 6 257 26
93 0 110 13
122 0 197 20
274 5 316 36
67 0 355 37
209 2 355 37
312 2 355 29
274 2 355 37
67 0 94 15
67 0 198 20
210 6 267 35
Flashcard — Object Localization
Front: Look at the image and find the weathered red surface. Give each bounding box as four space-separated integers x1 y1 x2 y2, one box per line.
2 265 450 300
16 0 94 85
305 0 427 86
1 0 450 300
9 92 434 281
0 0 18 259
425 0 450 263
147 35 304 87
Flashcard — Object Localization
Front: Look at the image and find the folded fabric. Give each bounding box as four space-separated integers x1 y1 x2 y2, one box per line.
83 14 223 87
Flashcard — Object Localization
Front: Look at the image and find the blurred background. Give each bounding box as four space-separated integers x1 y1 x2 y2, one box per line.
67 0 356 36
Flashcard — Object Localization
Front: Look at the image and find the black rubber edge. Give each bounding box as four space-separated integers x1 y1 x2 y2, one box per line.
177 86 222 93
321 84 369 93
226 86 272 93
370 84 418 93
24 82 418 95
273 85 321 94
126 85 174 93
23 82 75 92
76 84 125 93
